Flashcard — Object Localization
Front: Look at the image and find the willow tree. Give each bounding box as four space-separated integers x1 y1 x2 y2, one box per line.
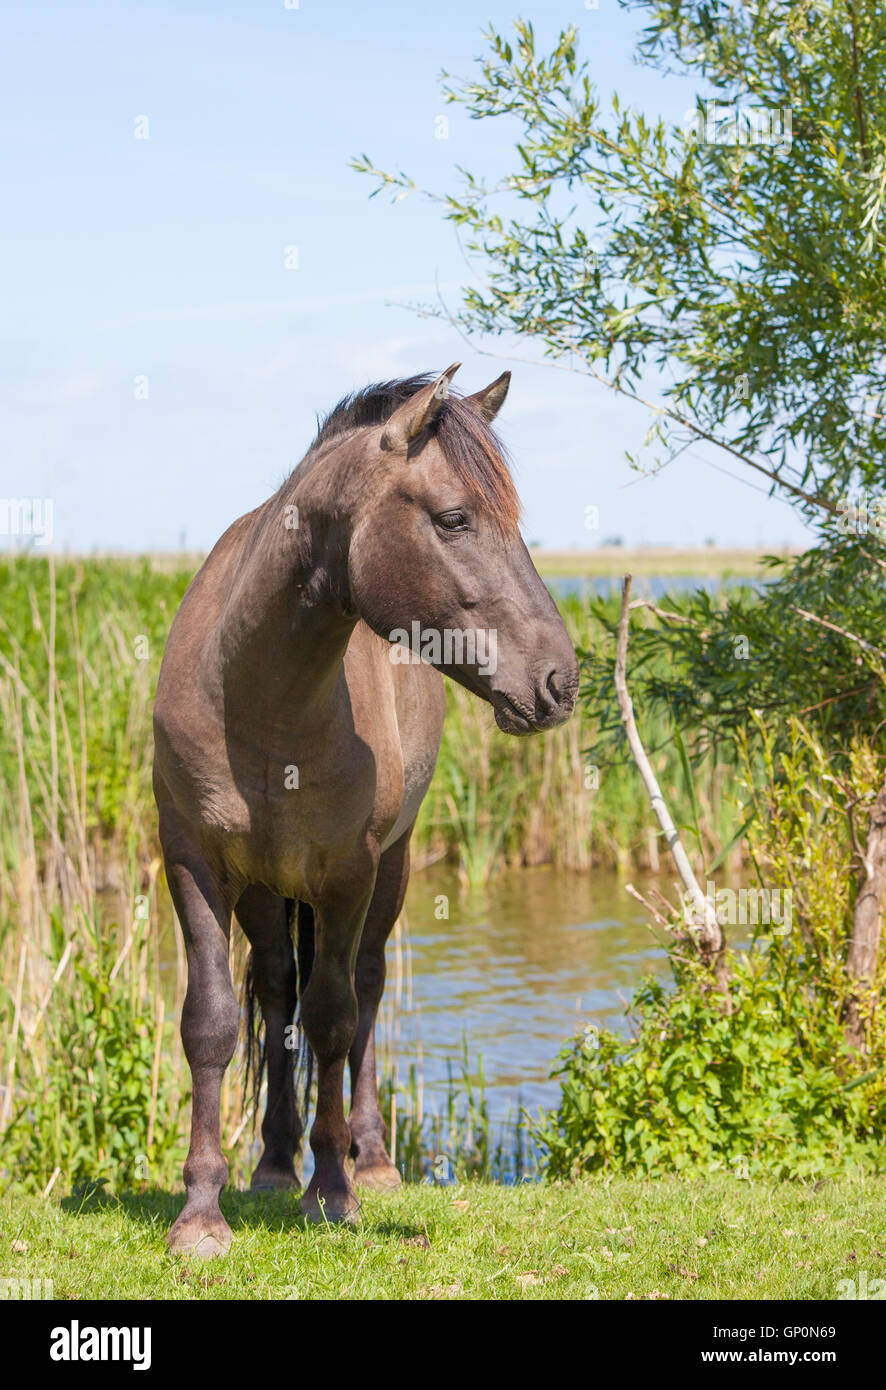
358 4 886 509
355 1 886 1049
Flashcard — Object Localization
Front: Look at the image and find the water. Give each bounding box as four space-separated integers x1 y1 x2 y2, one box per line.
546 573 767 601
382 864 671 1124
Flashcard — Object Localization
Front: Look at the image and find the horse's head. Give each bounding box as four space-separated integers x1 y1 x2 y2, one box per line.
348 365 579 734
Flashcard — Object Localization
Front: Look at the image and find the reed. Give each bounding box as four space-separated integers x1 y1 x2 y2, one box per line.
0 556 259 1191
373 916 534 1182
375 1052 537 1185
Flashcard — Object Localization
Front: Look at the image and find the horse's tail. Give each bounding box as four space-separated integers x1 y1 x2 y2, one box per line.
243 950 264 1129
293 899 315 1127
242 898 315 1132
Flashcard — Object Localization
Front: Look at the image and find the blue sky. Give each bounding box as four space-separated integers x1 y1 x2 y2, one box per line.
0 0 812 552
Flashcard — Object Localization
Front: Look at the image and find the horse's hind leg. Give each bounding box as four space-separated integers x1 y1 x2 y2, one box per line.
162 826 239 1258
234 884 301 1191
348 828 412 1191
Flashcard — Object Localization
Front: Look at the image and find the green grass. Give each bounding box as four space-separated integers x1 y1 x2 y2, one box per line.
2 1174 883 1300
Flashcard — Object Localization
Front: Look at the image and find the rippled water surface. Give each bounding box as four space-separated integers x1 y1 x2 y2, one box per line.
380 865 672 1122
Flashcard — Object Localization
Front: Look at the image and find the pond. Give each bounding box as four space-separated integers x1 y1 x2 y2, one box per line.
545 573 767 601
377 863 672 1126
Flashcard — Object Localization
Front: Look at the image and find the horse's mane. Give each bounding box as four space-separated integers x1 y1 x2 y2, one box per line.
309 374 521 534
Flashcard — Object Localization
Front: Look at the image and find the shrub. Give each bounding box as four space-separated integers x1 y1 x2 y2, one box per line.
535 718 886 1180
535 946 884 1180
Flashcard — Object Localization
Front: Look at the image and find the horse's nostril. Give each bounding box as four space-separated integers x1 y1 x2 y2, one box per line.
538 667 562 715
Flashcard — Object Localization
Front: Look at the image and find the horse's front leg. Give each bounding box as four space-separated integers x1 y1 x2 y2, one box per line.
301 871 375 1224
162 832 240 1257
348 827 413 1190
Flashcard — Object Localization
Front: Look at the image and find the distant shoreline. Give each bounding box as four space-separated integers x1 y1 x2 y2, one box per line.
531 546 802 577
1 545 804 578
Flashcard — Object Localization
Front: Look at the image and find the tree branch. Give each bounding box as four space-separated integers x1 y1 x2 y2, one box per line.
614 575 730 997
792 607 886 660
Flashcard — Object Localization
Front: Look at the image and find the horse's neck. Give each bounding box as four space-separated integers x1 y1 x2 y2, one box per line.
216 481 357 725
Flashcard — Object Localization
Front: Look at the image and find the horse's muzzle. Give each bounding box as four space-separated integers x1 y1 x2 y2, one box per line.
492 662 578 735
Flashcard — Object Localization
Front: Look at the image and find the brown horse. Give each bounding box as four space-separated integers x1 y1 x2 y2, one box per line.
153 364 578 1256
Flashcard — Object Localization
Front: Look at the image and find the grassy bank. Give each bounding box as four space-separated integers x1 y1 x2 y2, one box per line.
1 1174 882 1300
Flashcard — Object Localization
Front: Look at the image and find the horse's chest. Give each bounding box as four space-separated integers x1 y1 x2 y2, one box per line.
206 727 403 892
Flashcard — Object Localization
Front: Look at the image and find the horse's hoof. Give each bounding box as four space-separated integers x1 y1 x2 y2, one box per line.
301 1185 361 1226
167 1212 233 1259
354 1161 402 1192
250 1163 300 1192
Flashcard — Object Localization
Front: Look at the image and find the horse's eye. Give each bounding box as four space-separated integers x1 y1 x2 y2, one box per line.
435 510 468 531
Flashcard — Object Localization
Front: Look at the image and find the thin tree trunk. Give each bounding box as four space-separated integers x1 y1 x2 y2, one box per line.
615 575 730 1001
845 769 886 1051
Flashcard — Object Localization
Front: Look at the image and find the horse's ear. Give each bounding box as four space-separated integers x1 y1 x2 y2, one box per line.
380 363 461 453
464 370 511 424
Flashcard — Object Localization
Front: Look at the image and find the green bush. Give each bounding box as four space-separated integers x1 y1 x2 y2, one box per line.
536 709 886 1180
535 941 885 1180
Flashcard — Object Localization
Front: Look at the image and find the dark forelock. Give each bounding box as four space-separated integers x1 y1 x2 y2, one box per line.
310 374 521 533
